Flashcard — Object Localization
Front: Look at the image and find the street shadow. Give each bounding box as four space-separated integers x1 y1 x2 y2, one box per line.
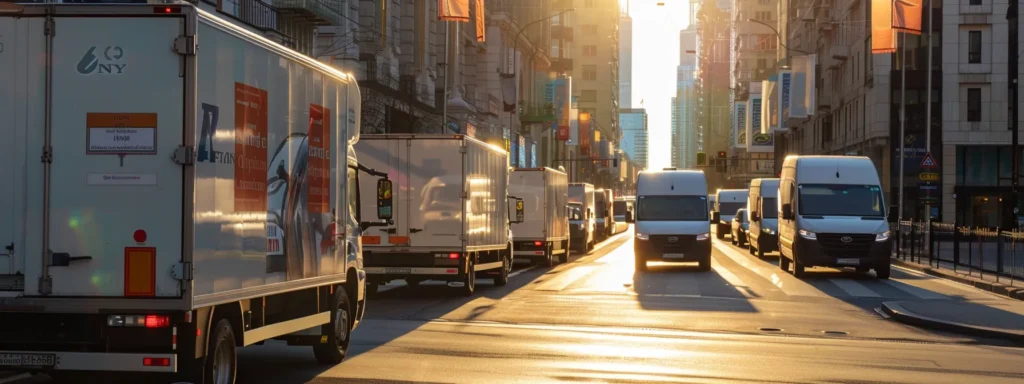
631 263 759 313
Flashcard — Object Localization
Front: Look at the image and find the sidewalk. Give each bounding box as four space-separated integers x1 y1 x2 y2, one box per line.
891 257 1024 300
881 300 1024 343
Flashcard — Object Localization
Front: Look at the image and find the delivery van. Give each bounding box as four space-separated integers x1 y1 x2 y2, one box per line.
628 170 712 271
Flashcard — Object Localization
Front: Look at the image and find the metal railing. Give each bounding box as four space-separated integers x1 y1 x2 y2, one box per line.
892 220 1024 286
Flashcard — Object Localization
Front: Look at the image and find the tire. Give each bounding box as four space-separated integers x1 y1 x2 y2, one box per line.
749 244 755 255
698 255 711 271
544 244 555 267
780 255 790 271
792 255 806 278
756 247 764 258
716 226 725 239
313 286 353 364
462 256 476 296
634 253 647 272
204 318 237 384
558 243 569 264
494 252 510 286
731 235 737 245
875 263 891 279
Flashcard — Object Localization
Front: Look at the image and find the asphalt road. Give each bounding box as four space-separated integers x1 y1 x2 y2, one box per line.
14 227 1024 383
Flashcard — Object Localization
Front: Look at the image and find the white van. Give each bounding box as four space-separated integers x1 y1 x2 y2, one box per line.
712 189 749 239
747 178 780 257
778 156 895 279
627 170 712 271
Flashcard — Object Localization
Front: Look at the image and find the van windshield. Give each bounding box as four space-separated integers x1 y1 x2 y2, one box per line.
761 197 778 218
637 196 708 221
798 184 884 217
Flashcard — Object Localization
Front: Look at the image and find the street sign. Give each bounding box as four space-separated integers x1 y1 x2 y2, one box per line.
920 152 938 169
919 172 939 182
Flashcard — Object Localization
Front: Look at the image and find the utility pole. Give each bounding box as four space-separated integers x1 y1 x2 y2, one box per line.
925 0 933 244
898 32 906 225
1009 1 1019 229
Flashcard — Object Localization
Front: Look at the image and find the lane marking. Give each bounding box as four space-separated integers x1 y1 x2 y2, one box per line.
509 265 539 278
713 240 829 299
711 258 756 298
830 279 882 298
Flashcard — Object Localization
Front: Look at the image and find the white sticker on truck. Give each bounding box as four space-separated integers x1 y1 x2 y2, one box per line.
86 173 157 186
85 113 157 154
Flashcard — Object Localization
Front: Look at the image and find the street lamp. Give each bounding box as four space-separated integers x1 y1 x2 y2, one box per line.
747 18 812 57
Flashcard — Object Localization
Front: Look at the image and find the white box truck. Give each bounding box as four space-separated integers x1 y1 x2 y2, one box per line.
0 2 394 382
354 135 522 296
510 168 570 267
568 183 596 252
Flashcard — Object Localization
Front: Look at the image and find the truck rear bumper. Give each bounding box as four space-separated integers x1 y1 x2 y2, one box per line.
364 267 460 275
0 350 177 373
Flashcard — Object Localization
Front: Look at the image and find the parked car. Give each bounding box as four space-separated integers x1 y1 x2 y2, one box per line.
731 208 749 246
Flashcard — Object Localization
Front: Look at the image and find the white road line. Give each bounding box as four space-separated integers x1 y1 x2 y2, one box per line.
830 279 882 298
509 265 538 278
711 258 756 298
713 240 829 299
880 280 949 300
0 373 30 384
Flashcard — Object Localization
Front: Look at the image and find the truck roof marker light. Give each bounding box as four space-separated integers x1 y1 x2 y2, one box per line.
155 6 180 14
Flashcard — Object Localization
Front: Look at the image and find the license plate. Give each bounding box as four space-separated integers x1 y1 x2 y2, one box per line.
385 268 411 274
663 253 686 259
836 258 860 266
0 353 56 368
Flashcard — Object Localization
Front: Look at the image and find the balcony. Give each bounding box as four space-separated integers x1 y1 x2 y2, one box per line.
519 102 557 124
830 45 849 61
214 0 280 32
274 0 344 26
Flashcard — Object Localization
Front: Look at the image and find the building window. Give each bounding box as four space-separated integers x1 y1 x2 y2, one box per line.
968 31 982 64
583 45 597 56
969 0 981 5
967 88 982 122
582 65 597 80
580 90 597 102
582 24 597 34
754 11 772 21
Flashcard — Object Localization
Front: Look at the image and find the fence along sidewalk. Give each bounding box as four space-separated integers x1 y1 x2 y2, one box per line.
893 221 1024 285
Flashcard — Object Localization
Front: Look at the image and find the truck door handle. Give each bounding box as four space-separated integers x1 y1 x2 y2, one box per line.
51 252 92 267
409 228 423 233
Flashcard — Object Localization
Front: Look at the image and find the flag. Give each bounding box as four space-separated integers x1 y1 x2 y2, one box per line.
892 0 922 35
871 0 896 53
475 0 486 42
439 0 470 22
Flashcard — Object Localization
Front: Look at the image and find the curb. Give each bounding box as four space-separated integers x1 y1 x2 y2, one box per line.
890 257 1024 301
881 301 1024 343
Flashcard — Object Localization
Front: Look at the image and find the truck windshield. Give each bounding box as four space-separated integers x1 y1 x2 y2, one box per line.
718 202 745 215
798 184 884 217
761 197 778 218
637 196 708 221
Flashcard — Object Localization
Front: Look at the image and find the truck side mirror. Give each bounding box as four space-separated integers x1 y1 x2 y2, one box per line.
625 211 634 223
781 203 793 220
888 205 898 223
515 198 525 223
376 178 393 220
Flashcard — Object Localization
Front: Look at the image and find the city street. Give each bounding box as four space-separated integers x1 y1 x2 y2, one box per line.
229 228 1023 383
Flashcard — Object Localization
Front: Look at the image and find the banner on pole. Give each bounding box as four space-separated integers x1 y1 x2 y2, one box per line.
439 0 470 21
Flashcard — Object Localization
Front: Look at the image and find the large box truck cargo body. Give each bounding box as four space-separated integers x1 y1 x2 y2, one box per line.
510 168 570 266
355 134 514 295
0 2 385 380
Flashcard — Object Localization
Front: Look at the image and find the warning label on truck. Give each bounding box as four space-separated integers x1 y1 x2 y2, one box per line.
308 104 331 213
85 113 157 154
234 83 268 212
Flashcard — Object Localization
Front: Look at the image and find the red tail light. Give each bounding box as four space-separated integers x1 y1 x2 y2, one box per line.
533 241 543 246
448 253 459 259
145 315 170 328
154 6 180 13
143 357 171 366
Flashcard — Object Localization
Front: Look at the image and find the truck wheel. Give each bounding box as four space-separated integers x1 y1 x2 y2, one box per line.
313 286 352 364
875 263 891 279
559 246 569 264
494 253 510 286
780 255 790 271
698 254 711 271
204 318 237 384
634 255 647 272
462 257 476 296
544 245 555 267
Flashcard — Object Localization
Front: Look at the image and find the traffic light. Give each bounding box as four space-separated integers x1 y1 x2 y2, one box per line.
696 152 706 166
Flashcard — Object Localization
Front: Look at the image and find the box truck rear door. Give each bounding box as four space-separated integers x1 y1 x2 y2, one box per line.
39 15 186 297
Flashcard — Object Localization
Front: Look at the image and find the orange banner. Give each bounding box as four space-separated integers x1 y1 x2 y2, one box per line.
439 0 470 21
892 0 923 35
308 104 331 214
475 0 485 42
234 82 269 212
871 0 896 53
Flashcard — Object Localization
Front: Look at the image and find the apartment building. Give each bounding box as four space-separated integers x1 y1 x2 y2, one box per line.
620 9 633 109
696 0 732 189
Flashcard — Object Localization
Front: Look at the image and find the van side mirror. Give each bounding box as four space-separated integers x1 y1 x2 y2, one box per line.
376 178 393 220
888 205 898 223
515 198 525 223
781 203 793 220
625 211 635 223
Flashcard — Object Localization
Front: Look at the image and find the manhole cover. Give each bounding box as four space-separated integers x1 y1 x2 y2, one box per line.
758 327 783 332
822 330 849 336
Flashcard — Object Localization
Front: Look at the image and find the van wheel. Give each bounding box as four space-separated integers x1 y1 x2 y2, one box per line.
559 242 569 264
462 256 476 296
792 256 806 278
313 286 352 364
780 255 790 271
716 227 725 239
875 263 891 279
698 255 711 272
634 256 647 272
204 319 237 384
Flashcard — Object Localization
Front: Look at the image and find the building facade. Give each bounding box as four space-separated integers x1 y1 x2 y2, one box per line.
620 8 633 109
672 27 698 169
620 108 648 170
695 0 732 189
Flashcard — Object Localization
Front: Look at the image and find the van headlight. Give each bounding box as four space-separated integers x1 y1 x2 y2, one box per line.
636 233 649 241
876 230 891 242
763 228 775 235
798 229 816 240
696 232 711 241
